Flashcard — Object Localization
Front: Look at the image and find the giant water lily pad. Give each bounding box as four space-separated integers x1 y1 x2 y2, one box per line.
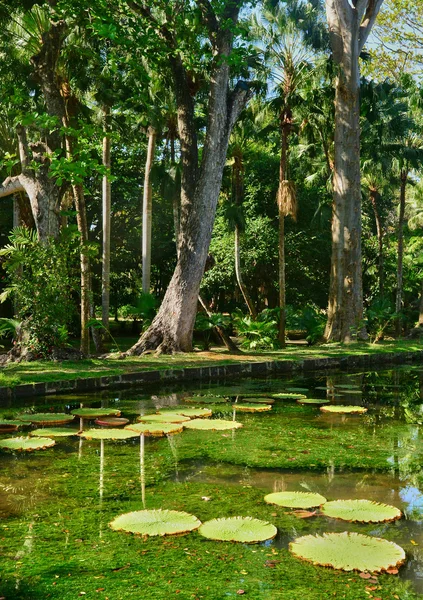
184 396 228 404
264 491 327 509
271 393 306 400
240 396 275 404
125 422 183 436
289 532 406 572
30 428 80 438
71 408 121 418
184 419 242 431
321 499 402 523
232 403 272 412
138 413 191 424
0 420 23 433
0 436 55 452
17 413 75 425
79 428 139 440
163 408 212 418
320 405 367 414
199 516 277 543
110 509 201 537
297 398 329 405
95 417 129 427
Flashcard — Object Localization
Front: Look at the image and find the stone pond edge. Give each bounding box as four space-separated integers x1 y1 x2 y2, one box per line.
1 348 423 401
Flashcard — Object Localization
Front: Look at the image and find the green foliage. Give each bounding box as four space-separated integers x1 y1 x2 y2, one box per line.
194 311 230 350
286 304 326 345
232 308 279 349
366 297 397 342
0 227 79 357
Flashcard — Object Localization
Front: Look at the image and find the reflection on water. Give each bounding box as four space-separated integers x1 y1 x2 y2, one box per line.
3 365 423 594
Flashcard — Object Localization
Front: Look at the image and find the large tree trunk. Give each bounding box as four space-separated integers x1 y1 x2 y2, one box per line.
395 171 407 337
102 106 112 334
369 188 384 297
127 1 249 355
142 126 156 294
324 0 383 342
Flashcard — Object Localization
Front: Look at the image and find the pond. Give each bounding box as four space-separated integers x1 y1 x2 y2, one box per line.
1 366 423 599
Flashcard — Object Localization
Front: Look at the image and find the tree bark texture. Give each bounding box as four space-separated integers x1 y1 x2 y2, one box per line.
395 171 407 337
369 188 384 297
127 1 249 354
324 0 383 342
142 126 156 294
102 106 112 332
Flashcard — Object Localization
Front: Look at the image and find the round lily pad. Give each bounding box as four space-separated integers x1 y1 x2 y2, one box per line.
335 384 360 390
125 422 183 436
78 428 139 440
71 408 121 419
184 419 242 431
232 403 272 412
16 413 75 425
185 396 228 404
138 413 191 423
163 408 212 418
30 428 80 437
321 499 402 523
289 532 406 572
94 417 129 427
0 436 55 452
240 397 275 404
271 393 307 400
297 398 329 405
320 405 367 414
0 420 22 433
110 509 201 537
264 491 327 509
199 516 277 543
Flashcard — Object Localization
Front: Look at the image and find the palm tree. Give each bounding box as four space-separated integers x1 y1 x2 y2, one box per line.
251 6 313 346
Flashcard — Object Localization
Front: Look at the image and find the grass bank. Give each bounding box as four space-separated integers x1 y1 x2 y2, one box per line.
0 339 422 390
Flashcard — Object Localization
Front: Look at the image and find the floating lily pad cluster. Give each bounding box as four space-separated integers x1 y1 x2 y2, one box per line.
262 490 404 572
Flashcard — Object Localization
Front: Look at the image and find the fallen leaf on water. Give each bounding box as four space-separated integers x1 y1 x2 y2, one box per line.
411 540 418 546
236 591 245 596
359 572 371 579
292 510 316 519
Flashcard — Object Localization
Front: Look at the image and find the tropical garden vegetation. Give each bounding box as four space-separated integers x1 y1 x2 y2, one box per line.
0 0 422 360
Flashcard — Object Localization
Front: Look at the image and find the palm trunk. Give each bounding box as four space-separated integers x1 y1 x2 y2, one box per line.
234 224 256 319
369 188 384 297
142 126 156 294
63 127 91 356
102 106 112 333
232 149 256 319
278 119 289 347
395 171 407 337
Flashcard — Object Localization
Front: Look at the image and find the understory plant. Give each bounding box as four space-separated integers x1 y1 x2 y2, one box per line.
0 226 79 358
286 304 326 345
232 308 279 350
194 312 231 350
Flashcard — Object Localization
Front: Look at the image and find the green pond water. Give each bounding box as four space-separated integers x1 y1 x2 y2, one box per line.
1 366 423 599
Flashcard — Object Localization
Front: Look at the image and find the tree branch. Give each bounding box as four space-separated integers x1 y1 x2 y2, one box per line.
197 0 218 40
15 124 30 170
0 176 25 199
227 82 252 134
359 0 384 52
128 1 176 48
